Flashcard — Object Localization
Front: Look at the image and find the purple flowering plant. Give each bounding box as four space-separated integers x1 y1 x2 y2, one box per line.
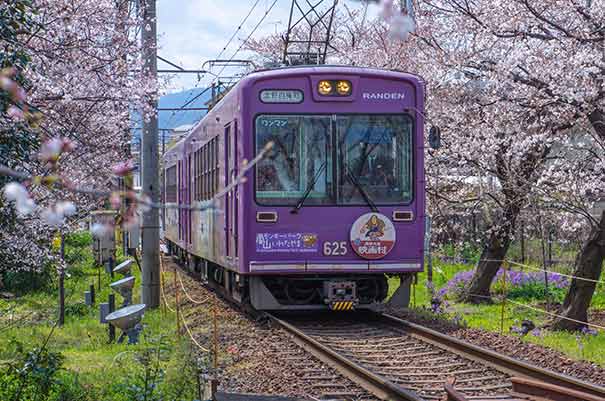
437 267 570 301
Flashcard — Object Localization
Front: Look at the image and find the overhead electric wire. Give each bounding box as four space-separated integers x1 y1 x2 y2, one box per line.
163 0 266 129
215 0 263 61
211 0 279 84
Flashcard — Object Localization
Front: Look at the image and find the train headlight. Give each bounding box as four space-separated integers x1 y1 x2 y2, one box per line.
318 80 333 95
336 80 352 96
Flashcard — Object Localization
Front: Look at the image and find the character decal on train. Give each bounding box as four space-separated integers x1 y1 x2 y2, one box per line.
350 213 396 259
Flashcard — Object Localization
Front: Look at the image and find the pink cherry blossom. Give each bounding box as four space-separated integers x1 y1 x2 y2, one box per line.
39 138 64 163
0 76 17 93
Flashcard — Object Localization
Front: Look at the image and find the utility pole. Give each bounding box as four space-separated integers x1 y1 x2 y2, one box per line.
141 0 160 308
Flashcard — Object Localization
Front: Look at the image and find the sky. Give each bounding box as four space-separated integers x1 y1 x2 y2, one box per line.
157 0 378 93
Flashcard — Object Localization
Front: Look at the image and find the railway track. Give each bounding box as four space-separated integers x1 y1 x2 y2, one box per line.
267 312 605 401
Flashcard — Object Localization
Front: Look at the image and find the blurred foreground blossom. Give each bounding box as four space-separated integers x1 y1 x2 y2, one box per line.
3 182 36 216
39 137 75 164
112 160 135 176
388 14 415 41
378 0 415 41
41 201 77 226
41 208 64 226
91 223 113 238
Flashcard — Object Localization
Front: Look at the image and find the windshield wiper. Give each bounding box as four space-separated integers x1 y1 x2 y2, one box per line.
291 161 327 214
346 167 379 213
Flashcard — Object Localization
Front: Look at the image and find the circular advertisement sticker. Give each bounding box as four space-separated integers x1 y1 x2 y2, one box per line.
350 213 396 260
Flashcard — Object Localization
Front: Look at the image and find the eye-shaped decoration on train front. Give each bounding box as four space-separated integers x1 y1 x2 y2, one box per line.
350 213 396 260
317 80 352 96
336 80 351 96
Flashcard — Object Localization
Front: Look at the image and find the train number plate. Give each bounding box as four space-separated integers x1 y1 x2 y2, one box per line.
323 241 347 256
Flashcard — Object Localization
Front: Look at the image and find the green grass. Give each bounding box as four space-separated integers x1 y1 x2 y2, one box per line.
0 232 200 401
391 257 605 367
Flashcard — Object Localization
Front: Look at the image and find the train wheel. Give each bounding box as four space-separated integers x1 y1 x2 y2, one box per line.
284 280 317 305
357 278 380 304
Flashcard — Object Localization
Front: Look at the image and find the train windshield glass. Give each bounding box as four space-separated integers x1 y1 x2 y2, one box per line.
337 115 413 205
255 114 413 205
255 115 332 205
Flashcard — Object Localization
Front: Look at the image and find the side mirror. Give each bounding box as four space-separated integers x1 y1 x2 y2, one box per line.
428 126 441 149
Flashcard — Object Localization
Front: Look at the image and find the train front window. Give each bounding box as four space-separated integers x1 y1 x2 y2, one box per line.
336 115 413 205
255 115 332 205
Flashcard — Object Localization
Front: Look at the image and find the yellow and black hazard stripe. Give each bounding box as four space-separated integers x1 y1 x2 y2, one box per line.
330 301 354 311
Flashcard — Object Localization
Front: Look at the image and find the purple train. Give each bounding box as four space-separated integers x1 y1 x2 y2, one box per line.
162 66 426 311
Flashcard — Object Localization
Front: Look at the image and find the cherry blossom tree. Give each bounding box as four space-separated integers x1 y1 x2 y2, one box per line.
413 0 604 329
0 0 145 280
250 0 604 329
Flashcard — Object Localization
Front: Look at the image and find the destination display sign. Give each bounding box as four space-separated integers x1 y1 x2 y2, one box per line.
260 89 304 104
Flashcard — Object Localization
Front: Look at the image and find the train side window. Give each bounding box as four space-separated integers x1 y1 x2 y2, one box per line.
205 143 210 200
198 149 202 201
214 139 217 194
209 138 215 197
201 144 206 200
205 143 210 199
194 149 198 201
197 149 202 201
194 150 198 201
165 165 177 203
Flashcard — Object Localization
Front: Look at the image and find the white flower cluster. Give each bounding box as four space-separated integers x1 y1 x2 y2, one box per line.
380 0 416 41
3 182 76 227
3 182 35 216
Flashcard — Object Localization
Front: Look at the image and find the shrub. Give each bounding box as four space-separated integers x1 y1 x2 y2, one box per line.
64 302 89 317
64 231 92 249
106 337 202 401
1 261 54 294
0 340 87 401
63 246 86 265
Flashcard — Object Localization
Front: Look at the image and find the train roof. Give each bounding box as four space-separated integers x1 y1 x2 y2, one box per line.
241 64 424 85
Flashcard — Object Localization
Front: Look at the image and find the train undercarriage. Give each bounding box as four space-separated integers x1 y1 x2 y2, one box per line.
166 241 412 311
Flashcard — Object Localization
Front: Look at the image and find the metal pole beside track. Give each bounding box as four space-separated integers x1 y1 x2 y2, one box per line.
140 0 160 309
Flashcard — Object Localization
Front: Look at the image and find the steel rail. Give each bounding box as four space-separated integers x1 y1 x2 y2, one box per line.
266 313 425 401
382 313 605 400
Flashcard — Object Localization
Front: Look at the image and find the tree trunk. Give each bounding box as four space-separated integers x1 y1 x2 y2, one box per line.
462 204 519 303
551 211 605 331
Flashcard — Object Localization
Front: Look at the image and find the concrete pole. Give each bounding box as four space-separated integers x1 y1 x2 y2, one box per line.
141 0 160 308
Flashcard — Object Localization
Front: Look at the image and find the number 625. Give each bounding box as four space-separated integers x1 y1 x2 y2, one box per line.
323 241 347 256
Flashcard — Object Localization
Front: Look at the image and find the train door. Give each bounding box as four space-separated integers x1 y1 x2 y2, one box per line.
224 124 231 257
231 121 238 258
186 153 192 246
177 160 183 242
